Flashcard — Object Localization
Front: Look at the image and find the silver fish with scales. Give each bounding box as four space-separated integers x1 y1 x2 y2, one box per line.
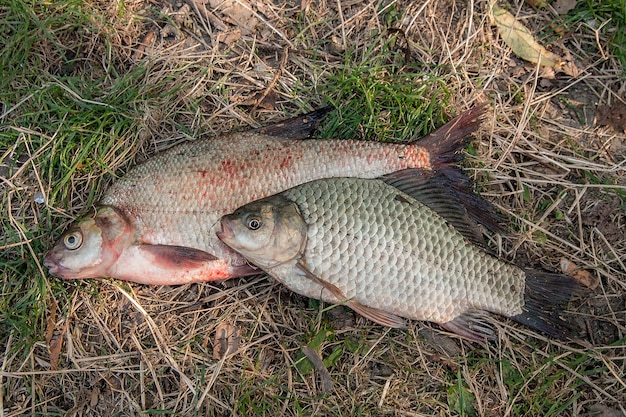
218 176 586 340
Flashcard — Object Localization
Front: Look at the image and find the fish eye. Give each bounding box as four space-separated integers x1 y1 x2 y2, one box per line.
63 231 83 250
246 216 262 231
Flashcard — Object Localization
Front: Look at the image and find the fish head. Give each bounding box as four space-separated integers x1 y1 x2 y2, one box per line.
44 206 133 279
217 195 306 269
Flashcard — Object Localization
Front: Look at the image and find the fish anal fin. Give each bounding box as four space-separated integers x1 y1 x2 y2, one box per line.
139 244 218 269
296 260 407 329
440 311 496 341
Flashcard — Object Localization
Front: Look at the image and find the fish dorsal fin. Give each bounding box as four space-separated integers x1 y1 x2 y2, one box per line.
379 169 493 248
139 244 218 269
439 310 496 341
380 168 501 234
296 260 408 329
254 107 333 140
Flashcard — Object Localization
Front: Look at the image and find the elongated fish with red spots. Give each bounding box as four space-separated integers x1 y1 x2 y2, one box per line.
45 106 488 285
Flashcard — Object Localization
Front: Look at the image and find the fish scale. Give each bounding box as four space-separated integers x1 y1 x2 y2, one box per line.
219 175 587 340
281 178 526 322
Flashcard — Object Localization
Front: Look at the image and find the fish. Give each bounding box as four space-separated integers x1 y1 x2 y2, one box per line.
45 105 490 286
217 174 587 340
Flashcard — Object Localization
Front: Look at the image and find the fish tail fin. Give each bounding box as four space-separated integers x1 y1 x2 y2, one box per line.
511 269 588 339
255 106 333 139
412 104 487 167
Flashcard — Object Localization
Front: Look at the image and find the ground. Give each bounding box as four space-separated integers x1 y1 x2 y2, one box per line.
1 0 625 416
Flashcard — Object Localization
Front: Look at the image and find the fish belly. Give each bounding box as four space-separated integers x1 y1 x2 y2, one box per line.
278 178 525 323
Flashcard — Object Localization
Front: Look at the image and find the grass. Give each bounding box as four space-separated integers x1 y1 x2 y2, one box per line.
1 0 188 364
560 0 626 70
317 31 453 141
320 64 451 141
1 0 625 415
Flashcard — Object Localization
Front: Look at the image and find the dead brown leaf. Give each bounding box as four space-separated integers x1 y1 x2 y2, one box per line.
301 346 334 393
44 298 57 344
45 298 66 370
104 375 123 394
557 44 581 77
596 99 626 133
208 0 257 35
213 322 240 359
560 258 600 290
492 5 562 67
492 5 581 77
217 28 242 46
48 321 67 370
133 30 156 60
539 65 556 80
558 60 580 77
89 385 100 408
231 89 278 110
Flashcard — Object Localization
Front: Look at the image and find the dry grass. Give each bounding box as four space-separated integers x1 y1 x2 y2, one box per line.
1 0 625 415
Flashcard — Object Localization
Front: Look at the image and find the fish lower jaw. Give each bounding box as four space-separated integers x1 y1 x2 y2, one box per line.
44 264 64 278
43 254 79 279
43 260 60 277
44 264 96 280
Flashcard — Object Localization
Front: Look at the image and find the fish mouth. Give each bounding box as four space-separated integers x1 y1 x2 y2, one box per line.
43 252 71 279
217 216 235 243
43 252 61 276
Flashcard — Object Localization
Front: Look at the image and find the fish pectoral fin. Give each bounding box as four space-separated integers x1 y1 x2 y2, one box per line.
439 310 496 341
346 302 408 329
139 244 218 269
296 260 408 329
295 259 339 292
